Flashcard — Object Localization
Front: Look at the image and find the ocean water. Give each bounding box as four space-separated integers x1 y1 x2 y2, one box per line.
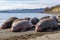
0 13 53 26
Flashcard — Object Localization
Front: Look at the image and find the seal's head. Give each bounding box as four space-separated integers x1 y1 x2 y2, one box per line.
1 17 18 29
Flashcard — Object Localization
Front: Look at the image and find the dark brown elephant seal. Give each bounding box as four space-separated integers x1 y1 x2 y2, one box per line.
40 16 58 22
40 16 50 20
23 17 31 21
1 17 18 29
19 17 31 21
30 17 39 25
51 16 58 22
35 18 58 32
11 20 33 32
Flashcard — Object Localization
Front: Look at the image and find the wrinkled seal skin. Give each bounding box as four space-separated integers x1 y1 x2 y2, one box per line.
35 18 58 32
30 17 39 25
11 20 33 32
1 17 18 29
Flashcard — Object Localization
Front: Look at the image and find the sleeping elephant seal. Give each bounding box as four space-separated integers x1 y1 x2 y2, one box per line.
23 17 31 21
40 16 58 22
40 16 50 20
35 18 58 32
11 20 33 32
1 17 18 29
19 17 31 21
55 15 60 26
51 16 58 22
30 17 39 25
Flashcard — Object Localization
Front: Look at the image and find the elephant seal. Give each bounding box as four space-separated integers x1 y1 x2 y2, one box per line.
11 20 33 32
40 16 50 20
56 15 60 23
1 17 18 29
40 16 58 22
35 18 58 32
18 17 31 21
23 17 31 21
51 16 58 22
30 17 39 25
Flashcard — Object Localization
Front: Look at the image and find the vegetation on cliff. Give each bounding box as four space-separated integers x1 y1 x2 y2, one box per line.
45 5 60 13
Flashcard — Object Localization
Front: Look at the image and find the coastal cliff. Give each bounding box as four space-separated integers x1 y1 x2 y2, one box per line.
45 5 60 13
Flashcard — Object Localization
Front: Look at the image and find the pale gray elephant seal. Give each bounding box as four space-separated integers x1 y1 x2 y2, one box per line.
35 18 58 32
1 17 18 29
11 20 33 32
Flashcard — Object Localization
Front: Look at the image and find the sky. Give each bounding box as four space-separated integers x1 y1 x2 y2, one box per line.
0 0 60 10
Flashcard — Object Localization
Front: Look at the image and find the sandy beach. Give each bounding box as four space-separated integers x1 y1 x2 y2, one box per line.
0 0 60 39
0 13 59 40
29 32 60 40
0 26 60 40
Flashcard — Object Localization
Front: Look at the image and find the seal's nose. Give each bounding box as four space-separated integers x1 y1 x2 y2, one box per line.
1 24 6 29
35 27 43 32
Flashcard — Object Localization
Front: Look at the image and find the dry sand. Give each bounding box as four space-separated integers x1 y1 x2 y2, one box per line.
29 32 60 40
